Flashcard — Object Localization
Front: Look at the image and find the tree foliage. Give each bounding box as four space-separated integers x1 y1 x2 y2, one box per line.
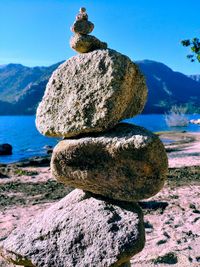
181 37 200 62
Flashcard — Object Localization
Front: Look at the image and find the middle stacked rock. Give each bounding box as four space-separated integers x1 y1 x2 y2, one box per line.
1 8 168 267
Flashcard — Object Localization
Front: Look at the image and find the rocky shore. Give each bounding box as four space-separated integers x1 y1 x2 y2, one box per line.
0 6 199 267
0 7 169 267
0 131 200 266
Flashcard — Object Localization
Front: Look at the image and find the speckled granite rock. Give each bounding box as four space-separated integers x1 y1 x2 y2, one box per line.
71 7 94 35
71 20 94 35
36 49 147 138
69 7 108 53
0 189 145 267
70 34 107 53
51 123 168 202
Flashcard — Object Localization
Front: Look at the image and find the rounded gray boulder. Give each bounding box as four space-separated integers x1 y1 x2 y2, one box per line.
51 123 168 202
0 143 12 155
0 189 145 267
70 34 107 53
36 49 147 138
71 20 94 35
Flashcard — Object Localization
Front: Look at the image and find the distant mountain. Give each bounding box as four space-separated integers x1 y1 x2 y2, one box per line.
0 62 62 103
137 60 200 113
0 65 7 69
0 59 199 115
189 74 200 83
0 100 15 114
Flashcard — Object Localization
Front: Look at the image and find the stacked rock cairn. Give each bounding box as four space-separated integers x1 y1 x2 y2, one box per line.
1 8 168 267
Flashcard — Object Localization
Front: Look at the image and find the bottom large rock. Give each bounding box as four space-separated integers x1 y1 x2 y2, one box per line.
0 189 145 267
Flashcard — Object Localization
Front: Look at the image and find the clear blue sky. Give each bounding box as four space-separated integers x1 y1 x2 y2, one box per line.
0 0 199 74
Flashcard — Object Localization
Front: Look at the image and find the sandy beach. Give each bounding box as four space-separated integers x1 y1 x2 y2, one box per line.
0 131 199 266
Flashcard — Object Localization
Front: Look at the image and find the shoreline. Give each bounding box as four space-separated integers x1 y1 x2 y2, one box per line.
1 130 200 169
0 155 51 167
158 131 200 168
0 131 200 266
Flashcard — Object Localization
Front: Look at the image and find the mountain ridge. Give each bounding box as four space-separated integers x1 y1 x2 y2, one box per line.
0 59 199 115
189 74 200 83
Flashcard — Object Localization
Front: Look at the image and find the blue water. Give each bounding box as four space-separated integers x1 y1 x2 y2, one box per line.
0 116 60 164
0 114 200 164
125 114 200 133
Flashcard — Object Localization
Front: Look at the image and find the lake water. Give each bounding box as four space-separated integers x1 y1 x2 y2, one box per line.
0 114 200 164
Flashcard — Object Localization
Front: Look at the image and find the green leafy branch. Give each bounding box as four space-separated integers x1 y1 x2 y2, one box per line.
181 37 200 62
